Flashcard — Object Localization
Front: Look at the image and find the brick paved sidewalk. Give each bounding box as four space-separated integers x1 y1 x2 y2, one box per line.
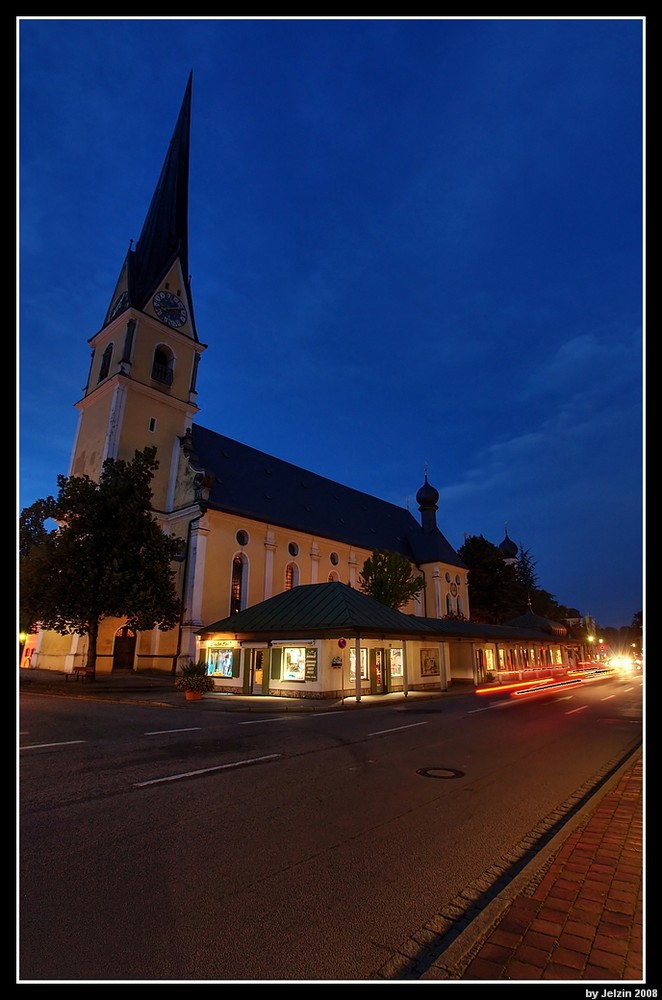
458 752 644 981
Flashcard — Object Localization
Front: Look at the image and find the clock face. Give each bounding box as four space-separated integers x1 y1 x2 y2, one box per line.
153 290 187 328
110 290 129 320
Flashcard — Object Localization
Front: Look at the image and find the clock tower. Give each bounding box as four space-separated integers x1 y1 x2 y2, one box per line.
69 71 206 513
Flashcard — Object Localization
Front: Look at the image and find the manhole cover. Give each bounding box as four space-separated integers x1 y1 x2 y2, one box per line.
417 767 464 779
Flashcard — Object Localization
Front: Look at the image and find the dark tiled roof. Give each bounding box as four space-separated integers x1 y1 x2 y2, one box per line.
199 583 562 646
199 582 435 638
190 423 465 568
414 617 561 642
505 608 568 636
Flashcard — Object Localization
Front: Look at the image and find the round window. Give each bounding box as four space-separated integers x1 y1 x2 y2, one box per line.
288 542 299 557
455 574 461 585
236 530 249 546
330 552 339 565
445 572 451 583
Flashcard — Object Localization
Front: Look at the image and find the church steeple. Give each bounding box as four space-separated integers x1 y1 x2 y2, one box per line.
134 71 193 315
103 72 198 341
75 73 206 512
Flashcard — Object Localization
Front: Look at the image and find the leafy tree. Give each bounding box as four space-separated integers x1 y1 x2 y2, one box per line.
19 447 184 678
19 497 57 637
457 534 521 624
358 550 425 610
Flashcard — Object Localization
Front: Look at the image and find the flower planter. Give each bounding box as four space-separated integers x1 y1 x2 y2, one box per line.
184 690 203 701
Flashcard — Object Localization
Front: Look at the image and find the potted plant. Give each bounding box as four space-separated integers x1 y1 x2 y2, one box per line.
174 658 215 700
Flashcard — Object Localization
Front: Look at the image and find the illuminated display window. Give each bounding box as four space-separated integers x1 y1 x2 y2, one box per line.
349 648 368 681
420 648 440 676
208 649 234 677
283 647 306 681
389 648 403 678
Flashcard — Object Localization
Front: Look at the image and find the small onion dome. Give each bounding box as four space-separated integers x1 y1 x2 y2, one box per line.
416 474 439 509
498 529 518 560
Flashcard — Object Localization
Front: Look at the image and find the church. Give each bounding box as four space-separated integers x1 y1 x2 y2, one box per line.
25 74 578 696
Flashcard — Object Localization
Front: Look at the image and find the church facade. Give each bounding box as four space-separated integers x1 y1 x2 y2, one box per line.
25 75 578 694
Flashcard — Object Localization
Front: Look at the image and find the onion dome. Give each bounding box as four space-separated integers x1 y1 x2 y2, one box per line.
416 474 439 510
498 528 518 560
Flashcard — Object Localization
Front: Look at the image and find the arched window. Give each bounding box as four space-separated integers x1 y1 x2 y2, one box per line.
230 554 247 614
98 343 113 382
457 596 464 616
151 345 174 386
328 571 339 583
285 562 299 591
446 594 453 615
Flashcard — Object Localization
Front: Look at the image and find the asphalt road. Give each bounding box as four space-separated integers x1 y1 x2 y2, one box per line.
19 671 642 982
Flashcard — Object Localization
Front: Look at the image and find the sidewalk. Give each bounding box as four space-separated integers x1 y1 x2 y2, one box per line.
19 667 645 983
17 666 465 711
424 750 644 981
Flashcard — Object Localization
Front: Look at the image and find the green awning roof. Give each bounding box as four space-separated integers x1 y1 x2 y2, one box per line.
198 582 434 639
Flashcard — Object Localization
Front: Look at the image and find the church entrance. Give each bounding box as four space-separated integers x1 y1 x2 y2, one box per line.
113 626 137 672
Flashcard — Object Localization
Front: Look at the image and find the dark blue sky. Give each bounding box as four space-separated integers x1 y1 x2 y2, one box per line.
18 17 644 629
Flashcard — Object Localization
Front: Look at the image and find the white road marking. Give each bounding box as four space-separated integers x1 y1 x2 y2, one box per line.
145 727 201 735
239 717 289 725
368 722 428 736
134 753 281 786
20 740 86 750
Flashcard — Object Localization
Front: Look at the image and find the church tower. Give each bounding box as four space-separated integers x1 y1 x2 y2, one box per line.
69 72 205 513
32 74 207 675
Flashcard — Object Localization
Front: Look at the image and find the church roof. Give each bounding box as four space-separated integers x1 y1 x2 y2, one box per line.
498 529 518 559
104 72 198 338
191 423 466 569
133 71 193 309
199 581 434 638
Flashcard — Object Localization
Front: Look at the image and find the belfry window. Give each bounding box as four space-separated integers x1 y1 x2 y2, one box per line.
151 345 174 386
98 343 113 382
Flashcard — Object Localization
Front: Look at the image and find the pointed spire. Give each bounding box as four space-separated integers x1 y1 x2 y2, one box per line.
133 71 193 308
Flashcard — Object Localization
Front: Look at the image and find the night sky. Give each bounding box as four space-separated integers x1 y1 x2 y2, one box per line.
18 17 644 628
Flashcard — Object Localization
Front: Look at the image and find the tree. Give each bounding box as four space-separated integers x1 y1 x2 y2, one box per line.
515 546 538 604
19 447 184 678
457 534 520 624
358 550 425 610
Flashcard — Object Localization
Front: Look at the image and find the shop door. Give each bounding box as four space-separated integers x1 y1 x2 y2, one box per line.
370 649 387 694
251 650 264 694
